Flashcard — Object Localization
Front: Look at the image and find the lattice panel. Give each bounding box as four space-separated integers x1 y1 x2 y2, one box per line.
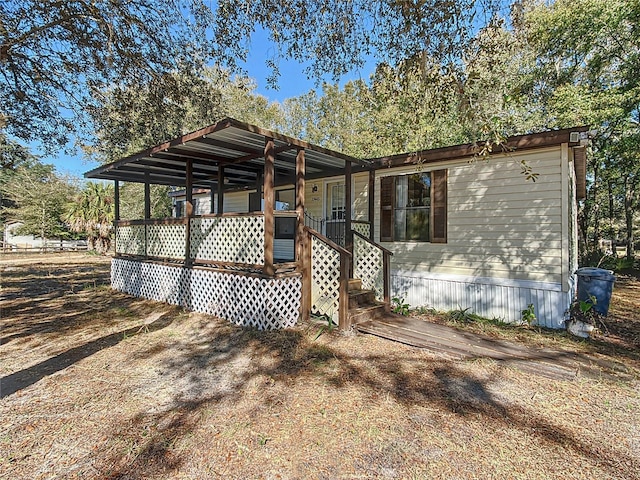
311 235 341 322
352 222 371 238
111 258 301 330
353 234 384 301
190 216 265 265
147 224 186 259
115 225 146 255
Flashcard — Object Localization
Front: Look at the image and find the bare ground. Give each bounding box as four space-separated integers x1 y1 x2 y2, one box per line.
1 253 639 480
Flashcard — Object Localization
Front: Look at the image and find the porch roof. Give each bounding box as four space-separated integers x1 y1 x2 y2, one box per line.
84 117 370 188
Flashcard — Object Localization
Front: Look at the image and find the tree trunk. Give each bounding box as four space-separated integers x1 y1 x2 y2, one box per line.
41 204 46 253
592 161 601 252
624 176 635 260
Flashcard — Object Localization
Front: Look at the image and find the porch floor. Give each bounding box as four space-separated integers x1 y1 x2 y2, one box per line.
356 314 628 381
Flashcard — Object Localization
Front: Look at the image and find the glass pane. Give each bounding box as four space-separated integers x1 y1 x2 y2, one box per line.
396 176 408 208
406 208 430 241
394 208 406 241
276 188 295 211
408 173 431 207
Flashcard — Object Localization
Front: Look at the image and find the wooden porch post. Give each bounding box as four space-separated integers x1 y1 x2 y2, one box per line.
345 160 352 259
217 165 224 214
144 173 151 220
296 148 310 321
185 159 193 265
114 180 119 254
368 169 375 241
114 180 120 221
295 148 305 263
263 138 275 276
209 180 215 214
144 173 150 258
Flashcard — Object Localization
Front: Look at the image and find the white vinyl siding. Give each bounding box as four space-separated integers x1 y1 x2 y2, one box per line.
304 172 369 220
375 147 566 284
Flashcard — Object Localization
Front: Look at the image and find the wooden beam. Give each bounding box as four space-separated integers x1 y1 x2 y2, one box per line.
368 169 375 240
185 159 193 265
217 165 224 214
225 143 296 166
339 252 351 330
263 138 275 276
302 229 311 322
210 181 215 214
296 149 308 321
345 161 352 255
295 148 306 265
370 126 590 169
114 180 120 221
144 173 151 220
114 180 120 255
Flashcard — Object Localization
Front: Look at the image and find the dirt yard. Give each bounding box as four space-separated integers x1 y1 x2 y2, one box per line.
1 253 639 479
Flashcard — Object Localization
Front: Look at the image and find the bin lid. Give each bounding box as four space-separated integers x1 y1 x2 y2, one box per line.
575 267 616 280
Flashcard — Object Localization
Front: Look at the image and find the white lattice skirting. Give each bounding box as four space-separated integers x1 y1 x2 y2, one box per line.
111 258 301 329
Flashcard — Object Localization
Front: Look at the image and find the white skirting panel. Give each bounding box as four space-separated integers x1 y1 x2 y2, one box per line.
392 270 573 329
111 258 301 330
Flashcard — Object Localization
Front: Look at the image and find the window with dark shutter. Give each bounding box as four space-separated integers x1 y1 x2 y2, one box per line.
380 170 447 243
380 176 394 241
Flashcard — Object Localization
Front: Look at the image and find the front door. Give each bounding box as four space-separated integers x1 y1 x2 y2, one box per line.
325 181 345 246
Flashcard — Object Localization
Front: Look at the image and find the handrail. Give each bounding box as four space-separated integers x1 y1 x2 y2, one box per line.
351 230 393 256
274 210 299 217
303 225 352 330
351 229 392 309
304 226 352 257
117 218 187 226
117 212 271 225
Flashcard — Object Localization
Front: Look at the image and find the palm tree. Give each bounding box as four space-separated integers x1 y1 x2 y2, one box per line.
65 182 114 254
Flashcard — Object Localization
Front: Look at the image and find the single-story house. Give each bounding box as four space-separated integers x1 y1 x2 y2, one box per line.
85 118 588 330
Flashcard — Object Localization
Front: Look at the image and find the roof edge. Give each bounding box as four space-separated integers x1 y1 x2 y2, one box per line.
85 117 367 180
369 126 590 168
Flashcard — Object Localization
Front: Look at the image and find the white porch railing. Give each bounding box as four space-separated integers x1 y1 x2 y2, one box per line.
190 215 265 266
305 227 351 328
353 231 392 303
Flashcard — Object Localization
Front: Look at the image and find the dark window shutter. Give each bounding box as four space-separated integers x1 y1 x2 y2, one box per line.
573 147 586 200
430 169 447 243
380 176 394 242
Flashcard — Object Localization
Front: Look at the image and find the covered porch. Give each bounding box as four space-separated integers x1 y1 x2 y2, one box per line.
85 118 391 330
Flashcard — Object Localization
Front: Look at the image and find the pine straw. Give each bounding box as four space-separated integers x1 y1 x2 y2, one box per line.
1 255 639 480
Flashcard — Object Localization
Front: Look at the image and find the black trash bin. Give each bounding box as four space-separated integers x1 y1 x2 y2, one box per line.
575 267 616 315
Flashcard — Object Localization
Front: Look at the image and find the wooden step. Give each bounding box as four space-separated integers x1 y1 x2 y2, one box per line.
348 289 377 308
348 303 386 326
348 278 362 291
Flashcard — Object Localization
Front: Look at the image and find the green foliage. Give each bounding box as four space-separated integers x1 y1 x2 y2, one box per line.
521 304 537 326
448 307 477 324
64 182 115 254
85 67 284 164
1 161 76 242
313 314 336 341
1 0 215 149
569 294 604 328
521 0 640 260
117 183 172 221
391 296 410 316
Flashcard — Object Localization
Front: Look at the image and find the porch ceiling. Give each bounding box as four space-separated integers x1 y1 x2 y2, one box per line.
85 118 370 188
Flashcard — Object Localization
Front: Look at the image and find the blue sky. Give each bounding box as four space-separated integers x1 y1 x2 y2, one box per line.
40 27 377 180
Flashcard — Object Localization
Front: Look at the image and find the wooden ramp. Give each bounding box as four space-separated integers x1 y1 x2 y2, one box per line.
357 314 629 381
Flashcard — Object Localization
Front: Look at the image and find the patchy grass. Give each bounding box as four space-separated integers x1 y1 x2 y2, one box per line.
1 254 639 479
419 273 640 369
